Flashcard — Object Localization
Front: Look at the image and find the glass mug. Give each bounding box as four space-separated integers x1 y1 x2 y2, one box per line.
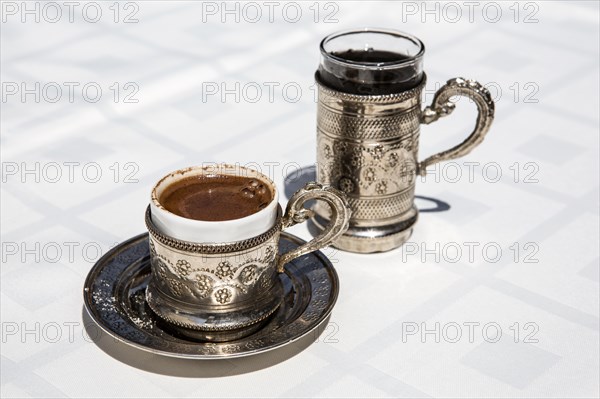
312 28 495 253
145 164 350 342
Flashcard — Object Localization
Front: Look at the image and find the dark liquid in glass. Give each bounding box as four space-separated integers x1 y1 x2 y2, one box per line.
318 49 422 95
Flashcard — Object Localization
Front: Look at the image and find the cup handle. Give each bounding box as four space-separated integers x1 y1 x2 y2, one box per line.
418 77 495 176
275 182 351 272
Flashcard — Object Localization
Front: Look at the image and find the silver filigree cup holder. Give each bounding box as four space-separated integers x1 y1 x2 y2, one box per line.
312 28 495 253
145 168 350 342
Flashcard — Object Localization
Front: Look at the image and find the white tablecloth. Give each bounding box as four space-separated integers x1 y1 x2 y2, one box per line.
1 1 599 398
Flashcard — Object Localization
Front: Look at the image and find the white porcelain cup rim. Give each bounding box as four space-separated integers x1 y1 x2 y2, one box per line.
149 164 279 243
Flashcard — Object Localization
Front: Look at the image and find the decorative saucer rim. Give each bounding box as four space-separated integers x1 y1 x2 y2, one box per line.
83 232 339 359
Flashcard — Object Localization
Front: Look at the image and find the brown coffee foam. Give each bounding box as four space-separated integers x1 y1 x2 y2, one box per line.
159 174 273 222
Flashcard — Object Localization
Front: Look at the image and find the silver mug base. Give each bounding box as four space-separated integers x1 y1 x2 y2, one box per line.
145 280 283 342
310 209 418 253
154 313 271 342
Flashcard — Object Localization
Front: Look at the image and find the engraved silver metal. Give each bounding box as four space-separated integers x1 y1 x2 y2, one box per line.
313 75 495 253
145 182 349 341
83 232 339 359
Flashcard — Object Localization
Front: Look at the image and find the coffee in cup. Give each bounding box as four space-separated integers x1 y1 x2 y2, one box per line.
159 174 273 222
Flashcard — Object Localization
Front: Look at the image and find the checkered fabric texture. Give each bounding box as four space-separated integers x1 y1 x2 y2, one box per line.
1 1 598 398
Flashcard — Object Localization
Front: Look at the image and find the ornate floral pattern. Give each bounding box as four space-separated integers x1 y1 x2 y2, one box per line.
371 145 384 160
363 167 376 182
386 152 399 168
318 138 415 197
214 288 232 304
338 177 355 194
215 261 234 279
195 274 213 296
349 152 363 168
375 181 388 195
148 237 276 304
239 265 257 284
175 259 191 276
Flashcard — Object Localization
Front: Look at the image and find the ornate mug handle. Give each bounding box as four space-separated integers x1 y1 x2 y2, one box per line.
418 78 495 176
276 182 351 272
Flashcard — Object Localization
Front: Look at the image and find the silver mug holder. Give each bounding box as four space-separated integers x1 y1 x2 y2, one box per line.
312 75 495 253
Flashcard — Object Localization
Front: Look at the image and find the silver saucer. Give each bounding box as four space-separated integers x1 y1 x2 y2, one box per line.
83 232 339 359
